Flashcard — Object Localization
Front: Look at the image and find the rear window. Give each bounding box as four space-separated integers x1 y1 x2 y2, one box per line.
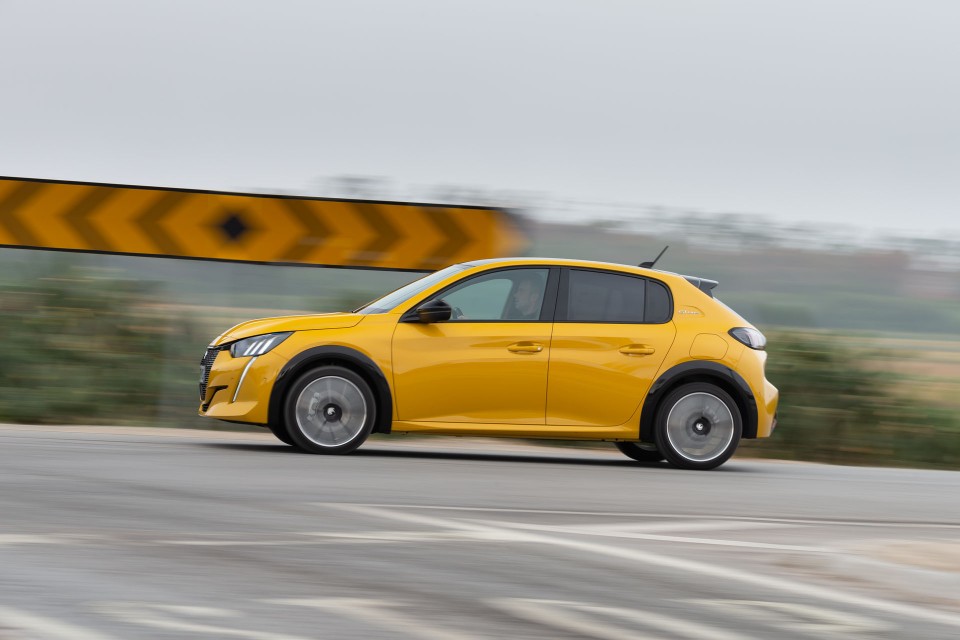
567 270 645 323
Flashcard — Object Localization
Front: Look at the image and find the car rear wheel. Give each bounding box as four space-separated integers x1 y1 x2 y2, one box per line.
614 442 665 463
654 382 742 470
283 365 376 455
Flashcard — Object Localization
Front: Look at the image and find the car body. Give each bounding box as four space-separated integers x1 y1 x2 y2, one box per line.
199 257 778 469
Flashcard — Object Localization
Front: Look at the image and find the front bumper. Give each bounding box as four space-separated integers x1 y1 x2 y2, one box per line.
198 349 285 424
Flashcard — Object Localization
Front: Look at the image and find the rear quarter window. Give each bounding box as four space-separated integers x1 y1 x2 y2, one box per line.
645 280 672 323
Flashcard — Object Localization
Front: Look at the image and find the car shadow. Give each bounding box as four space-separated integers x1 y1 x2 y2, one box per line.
198 441 754 469
353 448 756 471
354 447 645 467
199 442 758 471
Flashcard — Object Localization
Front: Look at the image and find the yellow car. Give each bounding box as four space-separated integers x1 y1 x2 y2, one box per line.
199 258 778 470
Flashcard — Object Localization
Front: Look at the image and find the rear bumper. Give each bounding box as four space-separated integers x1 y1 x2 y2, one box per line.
755 377 779 438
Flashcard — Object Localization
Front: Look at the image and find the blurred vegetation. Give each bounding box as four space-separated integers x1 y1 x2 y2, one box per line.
0 267 204 427
1 211 958 469
739 331 960 468
0 253 416 431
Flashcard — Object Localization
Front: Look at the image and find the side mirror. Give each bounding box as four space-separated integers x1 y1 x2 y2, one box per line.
415 299 452 323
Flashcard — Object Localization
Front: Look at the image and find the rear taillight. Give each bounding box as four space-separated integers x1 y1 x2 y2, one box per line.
729 327 766 350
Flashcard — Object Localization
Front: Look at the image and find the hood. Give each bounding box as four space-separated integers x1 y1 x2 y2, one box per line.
213 313 364 345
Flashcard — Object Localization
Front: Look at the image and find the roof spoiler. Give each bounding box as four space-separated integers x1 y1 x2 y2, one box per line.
683 276 719 298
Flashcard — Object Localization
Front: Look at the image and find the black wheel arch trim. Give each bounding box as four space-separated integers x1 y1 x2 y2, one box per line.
268 345 393 434
639 361 758 442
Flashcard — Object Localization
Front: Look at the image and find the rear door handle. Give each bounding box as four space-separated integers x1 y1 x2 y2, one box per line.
507 342 543 354
619 344 656 356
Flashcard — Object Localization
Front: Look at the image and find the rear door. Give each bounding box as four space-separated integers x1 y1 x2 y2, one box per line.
546 268 676 426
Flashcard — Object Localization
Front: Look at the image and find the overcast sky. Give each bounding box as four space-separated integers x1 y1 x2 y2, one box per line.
1 0 958 235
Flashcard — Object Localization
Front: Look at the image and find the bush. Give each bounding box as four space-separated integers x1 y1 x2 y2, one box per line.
0 269 203 427
739 331 960 468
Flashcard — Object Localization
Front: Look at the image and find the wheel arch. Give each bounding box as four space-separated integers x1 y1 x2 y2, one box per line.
268 346 393 434
639 361 758 442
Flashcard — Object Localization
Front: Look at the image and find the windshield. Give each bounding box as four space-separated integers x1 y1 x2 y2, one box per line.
355 264 470 314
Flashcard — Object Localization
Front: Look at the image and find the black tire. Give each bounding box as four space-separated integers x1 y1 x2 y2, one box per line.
283 365 376 455
614 442 665 463
266 422 295 446
654 382 742 470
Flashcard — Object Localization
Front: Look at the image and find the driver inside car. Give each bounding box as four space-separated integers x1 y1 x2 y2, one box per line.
501 274 544 321
448 272 546 321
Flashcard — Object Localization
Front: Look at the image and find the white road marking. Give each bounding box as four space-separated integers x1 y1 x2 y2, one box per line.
471 519 828 552
0 534 70 545
0 529 507 549
322 503 960 629
270 598 482 640
0 508 952 551
343 503 960 529
689 599 891 635
550 519 795 534
155 530 504 545
97 602 312 640
0 534 106 546
301 530 498 542
153 538 387 546
489 598 756 640
0 606 119 640
157 605 237 617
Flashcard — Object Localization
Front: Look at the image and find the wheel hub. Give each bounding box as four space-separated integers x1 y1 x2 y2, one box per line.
323 403 343 422
691 417 712 436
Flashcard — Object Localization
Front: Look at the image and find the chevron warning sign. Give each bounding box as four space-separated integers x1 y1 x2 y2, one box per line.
0 177 527 271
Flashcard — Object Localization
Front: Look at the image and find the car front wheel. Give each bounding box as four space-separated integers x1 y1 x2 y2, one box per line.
614 442 665 463
266 422 295 446
283 365 376 455
654 382 742 470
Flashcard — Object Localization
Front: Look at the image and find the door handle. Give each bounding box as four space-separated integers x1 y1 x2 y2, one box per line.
619 344 656 356
507 342 543 354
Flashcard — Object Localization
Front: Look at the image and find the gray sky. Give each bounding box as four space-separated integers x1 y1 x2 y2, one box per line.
1 0 958 235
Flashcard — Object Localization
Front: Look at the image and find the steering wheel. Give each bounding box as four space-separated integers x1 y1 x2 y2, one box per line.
451 306 465 320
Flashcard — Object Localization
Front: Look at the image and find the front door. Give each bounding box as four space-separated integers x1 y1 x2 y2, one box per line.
392 267 555 424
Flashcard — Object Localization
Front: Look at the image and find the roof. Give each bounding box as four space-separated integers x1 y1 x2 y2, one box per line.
461 256 671 278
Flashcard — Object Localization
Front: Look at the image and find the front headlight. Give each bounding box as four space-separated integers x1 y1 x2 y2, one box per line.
229 332 293 357
729 327 766 350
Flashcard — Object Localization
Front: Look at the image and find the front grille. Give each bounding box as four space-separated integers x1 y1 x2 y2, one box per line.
199 346 223 401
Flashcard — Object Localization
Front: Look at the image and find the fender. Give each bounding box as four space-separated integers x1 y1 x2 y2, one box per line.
639 360 758 442
268 346 393 434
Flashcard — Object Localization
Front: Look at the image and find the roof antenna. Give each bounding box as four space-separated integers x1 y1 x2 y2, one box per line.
639 245 669 269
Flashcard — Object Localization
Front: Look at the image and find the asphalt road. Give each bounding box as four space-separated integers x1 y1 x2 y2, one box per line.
1 424 958 639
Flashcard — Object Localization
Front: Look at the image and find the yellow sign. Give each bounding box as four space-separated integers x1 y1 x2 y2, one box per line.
0 177 527 270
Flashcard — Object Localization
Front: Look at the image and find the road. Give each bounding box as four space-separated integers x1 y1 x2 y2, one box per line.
1 424 958 639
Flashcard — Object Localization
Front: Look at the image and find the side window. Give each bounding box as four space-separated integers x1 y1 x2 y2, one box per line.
566 270 647 323
437 269 549 321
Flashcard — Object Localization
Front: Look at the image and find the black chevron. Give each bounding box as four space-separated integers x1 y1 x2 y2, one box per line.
64 187 114 251
0 180 43 245
279 199 333 262
138 191 188 255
